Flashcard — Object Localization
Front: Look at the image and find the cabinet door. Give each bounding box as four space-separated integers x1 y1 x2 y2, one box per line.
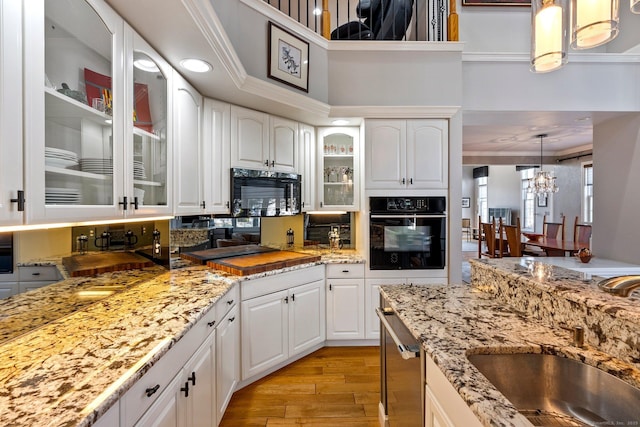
230 106 269 170
183 333 215 427
364 120 406 189
270 116 297 173
241 289 288 380
326 278 365 340
202 99 231 214
24 0 125 223
94 403 119 427
216 305 239 423
406 119 448 189
317 127 360 211
0 282 18 300
289 279 325 356
125 29 172 216
298 123 315 211
134 370 185 427
0 0 24 225
364 278 405 340
172 71 203 215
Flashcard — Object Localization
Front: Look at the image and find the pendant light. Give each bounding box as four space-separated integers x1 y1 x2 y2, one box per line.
632 0 640 13
527 134 559 195
571 0 619 49
531 0 569 73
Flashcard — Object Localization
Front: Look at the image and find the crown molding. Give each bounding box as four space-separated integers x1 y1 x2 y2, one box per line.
331 105 461 119
463 51 640 63
241 76 331 117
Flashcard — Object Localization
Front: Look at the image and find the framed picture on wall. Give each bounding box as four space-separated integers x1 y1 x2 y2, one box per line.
268 22 309 92
537 194 548 207
462 197 471 208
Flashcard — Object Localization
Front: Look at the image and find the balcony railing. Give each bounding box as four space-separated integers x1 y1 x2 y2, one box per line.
263 0 452 41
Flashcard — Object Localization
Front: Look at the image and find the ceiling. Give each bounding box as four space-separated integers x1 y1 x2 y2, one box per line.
105 0 602 158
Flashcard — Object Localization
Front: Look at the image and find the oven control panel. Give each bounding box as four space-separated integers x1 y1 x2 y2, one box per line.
370 197 445 214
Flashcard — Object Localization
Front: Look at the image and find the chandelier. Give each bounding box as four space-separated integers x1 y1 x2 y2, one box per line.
528 134 559 195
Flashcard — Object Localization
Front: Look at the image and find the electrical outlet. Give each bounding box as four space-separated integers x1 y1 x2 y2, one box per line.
89 228 95 237
141 226 146 235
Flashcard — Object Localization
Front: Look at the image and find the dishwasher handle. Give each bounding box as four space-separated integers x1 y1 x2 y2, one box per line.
376 307 420 360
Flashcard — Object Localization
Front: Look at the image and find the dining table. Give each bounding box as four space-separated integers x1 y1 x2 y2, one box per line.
520 235 584 256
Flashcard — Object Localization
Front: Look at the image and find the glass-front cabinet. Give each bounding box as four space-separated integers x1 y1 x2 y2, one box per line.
316 127 360 211
23 0 171 224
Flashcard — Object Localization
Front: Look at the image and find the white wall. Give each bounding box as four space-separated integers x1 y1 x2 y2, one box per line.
592 113 640 264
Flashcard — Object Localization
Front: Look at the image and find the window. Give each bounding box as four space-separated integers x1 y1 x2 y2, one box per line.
582 163 593 223
521 168 536 231
476 176 488 223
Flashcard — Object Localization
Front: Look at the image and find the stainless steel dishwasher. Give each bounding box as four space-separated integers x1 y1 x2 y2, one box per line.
377 294 425 426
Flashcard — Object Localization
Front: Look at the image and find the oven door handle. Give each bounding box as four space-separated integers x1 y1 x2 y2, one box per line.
376 307 420 360
370 214 447 219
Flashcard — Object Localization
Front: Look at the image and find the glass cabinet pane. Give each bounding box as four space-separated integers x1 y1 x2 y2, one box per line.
131 51 168 207
44 0 115 207
321 133 354 207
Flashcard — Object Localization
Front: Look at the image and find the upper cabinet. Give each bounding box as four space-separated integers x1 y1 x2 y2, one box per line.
22 0 172 224
298 123 315 212
0 0 24 225
202 98 231 215
316 127 360 211
230 106 297 173
365 119 448 190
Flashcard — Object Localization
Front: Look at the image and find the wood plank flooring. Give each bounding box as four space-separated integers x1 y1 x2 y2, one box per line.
219 346 381 427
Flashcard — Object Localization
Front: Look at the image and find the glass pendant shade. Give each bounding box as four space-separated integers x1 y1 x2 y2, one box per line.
632 0 640 13
571 0 619 48
527 134 559 195
531 0 569 73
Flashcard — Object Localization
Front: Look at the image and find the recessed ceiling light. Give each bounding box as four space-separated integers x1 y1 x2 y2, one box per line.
133 58 159 72
332 119 349 125
180 58 212 73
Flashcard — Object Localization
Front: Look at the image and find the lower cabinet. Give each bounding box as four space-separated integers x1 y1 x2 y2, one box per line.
241 266 325 381
424 355 483 427
134 371 185 427
183 332 216 427
325 264 365 340
215 304 239 423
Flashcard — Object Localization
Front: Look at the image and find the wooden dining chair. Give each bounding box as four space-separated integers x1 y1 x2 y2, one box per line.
543 215 566 240
478 216 502 259
573 216 592 248
462 218 471 242
501 217 522 257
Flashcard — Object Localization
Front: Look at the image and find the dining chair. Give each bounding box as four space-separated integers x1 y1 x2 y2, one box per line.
573 216 592 248
501 217 522 257
462 218 471 242
478 216 502 258
543 215 566 240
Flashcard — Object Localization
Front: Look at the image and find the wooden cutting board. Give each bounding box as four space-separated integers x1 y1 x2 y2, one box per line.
207 251 321 276
179 245 275 265
62 252 156 277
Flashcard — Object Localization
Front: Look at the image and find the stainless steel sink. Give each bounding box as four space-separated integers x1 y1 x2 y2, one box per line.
467 353 640 426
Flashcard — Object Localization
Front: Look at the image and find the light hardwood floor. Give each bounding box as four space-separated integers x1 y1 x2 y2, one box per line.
219 346 381 427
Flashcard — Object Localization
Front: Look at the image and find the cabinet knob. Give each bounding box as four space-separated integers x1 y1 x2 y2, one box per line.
145 384 160 397
180 381 189 397
271 160 275 167
130 196 139 210
188 372 196 386
118 196 128 211
409 178 413 185
284 296 289 304
264 159 269 167
200 201 206 209
10 190 25 211
226 201 230 208
401 178 406 185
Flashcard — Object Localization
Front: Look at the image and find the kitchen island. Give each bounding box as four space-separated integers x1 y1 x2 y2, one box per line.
380 258 640 427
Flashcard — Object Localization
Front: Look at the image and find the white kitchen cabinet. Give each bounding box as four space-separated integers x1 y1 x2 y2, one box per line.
17 265 61 294
23 0 172 224
365 119 448 190
0 282 18 300
425 355 483 427
326 264 365 340
133 370 185 427
182 331 215 427
172 71 203 216
215 304 239 424
298 123 316 211
241 266 325 380
202 99 231 215
316 127 360 211
0 0 24 225
93 403 119 427
230 105 297 173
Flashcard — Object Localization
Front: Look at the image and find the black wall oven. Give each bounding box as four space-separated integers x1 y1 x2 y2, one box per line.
369 197 446 270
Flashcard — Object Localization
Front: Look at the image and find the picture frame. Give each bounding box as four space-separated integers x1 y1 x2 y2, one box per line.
268 22 309 92
462 0 530 6
537 194 548 207
462 197 471 208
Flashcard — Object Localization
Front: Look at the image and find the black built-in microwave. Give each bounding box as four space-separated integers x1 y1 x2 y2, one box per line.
230 168 301 217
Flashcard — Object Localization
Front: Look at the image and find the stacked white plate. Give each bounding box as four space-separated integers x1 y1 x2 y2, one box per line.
80 158 113 176
45 187 81 205
133 160 147 180
45 147 79 168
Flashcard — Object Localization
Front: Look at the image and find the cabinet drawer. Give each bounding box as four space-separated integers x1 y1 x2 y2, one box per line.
18 266 60 282
215 284 239 325
326 263 365 279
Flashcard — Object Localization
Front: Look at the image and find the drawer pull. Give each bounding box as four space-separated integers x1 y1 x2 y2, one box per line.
227 299 234 305
145 384 160 397
188 372 196 386
207 320 216 327
181 381 189 397
342 270 350 273
229 316 235 323
32 272 41 276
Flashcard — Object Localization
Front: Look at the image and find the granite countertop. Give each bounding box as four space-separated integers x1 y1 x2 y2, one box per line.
380 259 640 427
0 250 365 427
